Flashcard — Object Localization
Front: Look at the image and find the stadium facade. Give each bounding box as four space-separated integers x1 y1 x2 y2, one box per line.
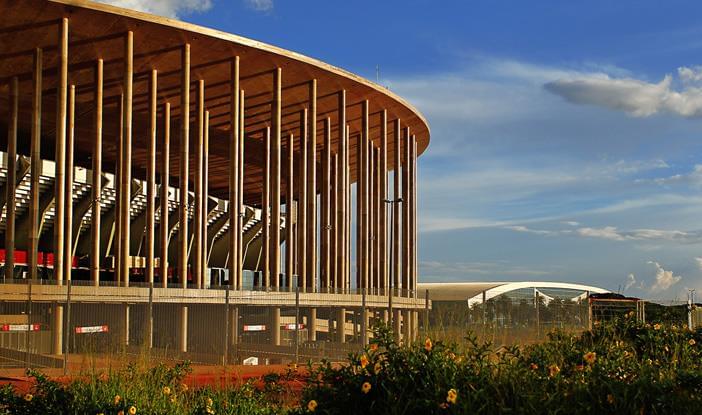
0 0 428 361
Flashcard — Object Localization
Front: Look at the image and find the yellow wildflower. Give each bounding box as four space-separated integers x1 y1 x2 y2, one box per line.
607 394 615 404
424 338 433 352
530 363 538 370
117 411 124 415
689 339 696 346
170 395 177 403
128 406 137 415
584 352 597 365
114 395 122 405
653 323 661 330
374 362 382 373
369 343 378 352
162 386 171 395
206 397 213 406
446 388 457 404
307 399 318 412
361 382 372 394
180 383 189 392
548 364 560 377
360 354 369 368
206 406 215 415
23 393 33 402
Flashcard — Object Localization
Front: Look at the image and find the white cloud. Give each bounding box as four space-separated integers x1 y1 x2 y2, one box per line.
577 226 626 241
695 257 702 271
611 159 669 174
419 260 554 280
97 0 212 18
498 223 702 244
420 217 506 233
576 226 702 243
625 273 637 290
678 66 702 83
245 0 273 11
648 261 682 292
585 194 702 215
562 221 580 226
504 225 558 236
649 164 702 187
545 68 702 118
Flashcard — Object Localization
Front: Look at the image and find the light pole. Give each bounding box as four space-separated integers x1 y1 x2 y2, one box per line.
384 197 402 329
688 289 696 329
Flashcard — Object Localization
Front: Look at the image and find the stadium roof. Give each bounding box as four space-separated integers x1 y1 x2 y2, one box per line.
418 281 609 306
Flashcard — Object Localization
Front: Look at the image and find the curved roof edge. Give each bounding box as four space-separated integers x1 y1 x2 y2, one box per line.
52 0 430 151
418 281 610 305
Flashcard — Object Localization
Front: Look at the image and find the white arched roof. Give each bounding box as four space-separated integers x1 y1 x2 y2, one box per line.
418 281 609 307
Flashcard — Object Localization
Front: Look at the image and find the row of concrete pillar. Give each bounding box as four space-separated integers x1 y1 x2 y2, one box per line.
5 19 418 296
5 20 419 357
49 301 418 355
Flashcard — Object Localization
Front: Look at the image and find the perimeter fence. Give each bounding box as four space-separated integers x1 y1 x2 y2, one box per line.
0 279 426 372
421 292 700 348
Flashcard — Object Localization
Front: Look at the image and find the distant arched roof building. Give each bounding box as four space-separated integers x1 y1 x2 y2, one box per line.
418 281 609 307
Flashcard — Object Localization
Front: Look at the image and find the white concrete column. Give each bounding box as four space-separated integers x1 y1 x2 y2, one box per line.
122 304 130 346
307 308 317 342
178 305 188 352
393 309 401 343
52 304 63 355
402 310 411 343
413 311 419 341
271 307 281 346
362 307 370 345
336 307 346 343
230 306 239 345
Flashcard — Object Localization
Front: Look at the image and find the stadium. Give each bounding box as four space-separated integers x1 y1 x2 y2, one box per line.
0 0 427 366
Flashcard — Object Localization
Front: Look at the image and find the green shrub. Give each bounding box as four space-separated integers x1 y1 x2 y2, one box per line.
296 317 702 414
3 317 702 414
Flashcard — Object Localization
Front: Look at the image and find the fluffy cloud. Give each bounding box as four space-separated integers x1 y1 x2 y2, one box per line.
245 0 273 11
97 0 212 18
678 66 702 83
648 261 682 292
545 67 702 118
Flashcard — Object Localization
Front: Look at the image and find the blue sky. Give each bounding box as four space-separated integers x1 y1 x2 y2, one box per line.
105 0 702 300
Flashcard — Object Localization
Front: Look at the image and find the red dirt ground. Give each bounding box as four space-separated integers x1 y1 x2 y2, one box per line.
0 362 309 395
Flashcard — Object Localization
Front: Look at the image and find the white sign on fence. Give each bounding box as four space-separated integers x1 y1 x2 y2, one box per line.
0 324 40 332
243 324 266 332
74 325 109 334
